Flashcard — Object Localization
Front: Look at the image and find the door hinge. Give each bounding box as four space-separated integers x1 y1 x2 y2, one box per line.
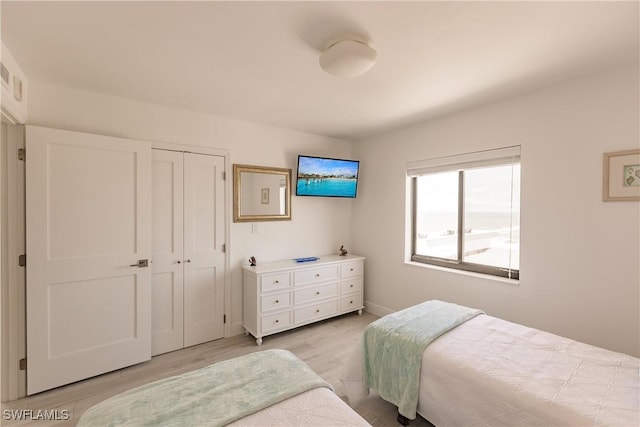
18 254 26 267
223 314 227 324
18 148 25 161
222 243 226 253
222 171 226 181
19 358 26 371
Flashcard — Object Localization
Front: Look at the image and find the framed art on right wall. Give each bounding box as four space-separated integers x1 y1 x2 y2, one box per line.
603 149 640 201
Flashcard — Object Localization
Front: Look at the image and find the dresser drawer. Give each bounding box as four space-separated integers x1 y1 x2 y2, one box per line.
341 261 363 278
260 272 290 293
294 265 339 286
261 311 292 333
295 300 338 324
261 291 291 313
341 277 361 295
340 295 363 312
294 282 338 305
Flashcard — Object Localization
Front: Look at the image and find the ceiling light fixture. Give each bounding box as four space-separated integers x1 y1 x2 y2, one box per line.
319 36 377 78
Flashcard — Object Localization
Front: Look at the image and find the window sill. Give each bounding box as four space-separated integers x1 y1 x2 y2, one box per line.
404 260 520 286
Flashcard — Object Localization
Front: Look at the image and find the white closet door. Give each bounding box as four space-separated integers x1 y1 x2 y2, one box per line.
151 150 184 356
183 153 225 346
26 126 152 395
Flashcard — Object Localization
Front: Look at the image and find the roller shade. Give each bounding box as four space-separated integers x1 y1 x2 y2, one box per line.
407 146 521 177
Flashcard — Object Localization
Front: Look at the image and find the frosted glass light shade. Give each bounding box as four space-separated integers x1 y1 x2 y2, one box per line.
319 38 377 78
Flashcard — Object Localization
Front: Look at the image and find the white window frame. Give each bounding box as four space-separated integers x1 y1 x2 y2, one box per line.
406 146 521 280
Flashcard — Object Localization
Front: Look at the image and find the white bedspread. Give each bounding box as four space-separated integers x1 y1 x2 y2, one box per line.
229 387 371 426
344 314 639 427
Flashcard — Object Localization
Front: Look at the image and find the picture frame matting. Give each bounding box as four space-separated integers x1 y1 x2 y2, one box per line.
603 149 640 201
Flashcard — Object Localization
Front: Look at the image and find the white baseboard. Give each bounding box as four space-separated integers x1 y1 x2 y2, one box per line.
364 300 393 318
228 321 246 337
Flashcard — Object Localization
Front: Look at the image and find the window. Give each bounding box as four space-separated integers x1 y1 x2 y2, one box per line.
407 146 520 279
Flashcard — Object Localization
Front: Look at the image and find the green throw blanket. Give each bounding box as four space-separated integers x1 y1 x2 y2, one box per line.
77 349 332 427
363 300 483 419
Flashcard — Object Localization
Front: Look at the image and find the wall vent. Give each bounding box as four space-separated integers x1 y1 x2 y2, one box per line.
1 42 28 124
1 62 9 88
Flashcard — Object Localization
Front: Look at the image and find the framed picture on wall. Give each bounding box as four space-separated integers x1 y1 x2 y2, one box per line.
603 149 640 201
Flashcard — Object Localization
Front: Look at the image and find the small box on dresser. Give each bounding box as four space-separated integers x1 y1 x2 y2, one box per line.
243 254 365 345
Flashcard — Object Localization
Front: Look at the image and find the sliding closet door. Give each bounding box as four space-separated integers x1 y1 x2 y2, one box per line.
26 126 152 395
151 150 184 356
183 153 225 346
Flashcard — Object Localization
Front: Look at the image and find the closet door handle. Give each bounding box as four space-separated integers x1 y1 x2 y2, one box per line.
176 260 181 264
130 259 149 268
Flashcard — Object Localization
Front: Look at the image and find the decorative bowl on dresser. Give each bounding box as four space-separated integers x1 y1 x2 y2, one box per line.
242 254 365 345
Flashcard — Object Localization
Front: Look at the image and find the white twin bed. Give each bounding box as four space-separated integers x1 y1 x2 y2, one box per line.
344 300 639 427
78 349 370 426
77 301 639 427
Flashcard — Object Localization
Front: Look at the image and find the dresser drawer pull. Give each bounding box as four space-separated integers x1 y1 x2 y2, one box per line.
275 300 280 304
350 300 354 304
316 309 320 313
349 284 354 288
274 280 279 284
275 319 279 323
350 268 354 271
315 274 320 277
315 291 320 295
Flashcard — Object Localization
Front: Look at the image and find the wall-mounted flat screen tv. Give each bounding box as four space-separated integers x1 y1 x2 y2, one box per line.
296 155 360 198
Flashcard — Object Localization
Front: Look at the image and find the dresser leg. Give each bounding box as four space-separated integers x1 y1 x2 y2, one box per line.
256 337 263 346
358 309 363 315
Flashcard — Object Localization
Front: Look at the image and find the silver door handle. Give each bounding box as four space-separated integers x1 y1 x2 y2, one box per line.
130 259 149 268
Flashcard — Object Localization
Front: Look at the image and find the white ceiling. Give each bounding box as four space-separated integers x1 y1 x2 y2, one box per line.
2 1 638 140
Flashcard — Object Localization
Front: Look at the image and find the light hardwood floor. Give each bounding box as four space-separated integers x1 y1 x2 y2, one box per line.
1 312 435 427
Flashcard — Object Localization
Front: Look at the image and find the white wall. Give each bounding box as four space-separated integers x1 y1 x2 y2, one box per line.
19 65 640 359
1 122 5 400
352 64 640 357
26 81 356 334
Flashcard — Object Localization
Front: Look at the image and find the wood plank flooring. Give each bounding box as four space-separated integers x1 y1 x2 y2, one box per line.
1 312 434 427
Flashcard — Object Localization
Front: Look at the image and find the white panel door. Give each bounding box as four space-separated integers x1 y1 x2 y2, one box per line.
26 126 152 395
151 150 184 356
183 153 225 346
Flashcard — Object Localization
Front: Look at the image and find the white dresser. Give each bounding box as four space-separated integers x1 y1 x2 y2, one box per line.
242 254 364 345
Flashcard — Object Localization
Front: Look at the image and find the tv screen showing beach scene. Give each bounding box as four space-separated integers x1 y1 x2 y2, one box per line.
296 155 360 198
